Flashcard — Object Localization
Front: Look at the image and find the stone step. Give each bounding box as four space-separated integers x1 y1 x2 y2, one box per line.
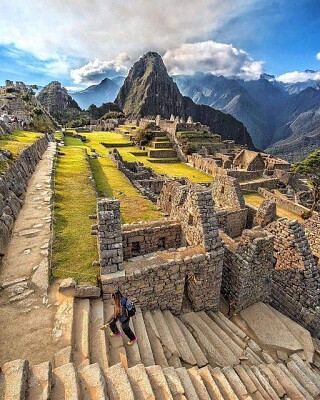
127 364 155 400
54 346 72 368
209 312 247 350
197 311 242 363
176 367 200 400
175 317 208 367
289 353 320 391
217 311 247 340
250 366 279 400
1 359 29 400
163 310 197 366
104 363 135 400
181 312 228 367
267 363 307 400
90 299 110 374
51 296 75 349
122 317 141 367
286 359 320 398
233 364 259 397
78 363 107 400
143 311 169 367
211 367 240 399
257 364 286 398
162 367 186 399
187 367 211 400
242 364 273 400
150 310 181 367
198 366 224 399
223 365 254 399
51 362 80 400
278 362 314 400
104 301 128 368
133 307 155 367
73 298 90 366
146 365 173 400
26 361 51 400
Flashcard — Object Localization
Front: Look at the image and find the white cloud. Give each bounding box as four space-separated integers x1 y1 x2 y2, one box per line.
163 41 264 80
317 52 320 61
0 0 258 75
70 53 131 84
276 70 320 83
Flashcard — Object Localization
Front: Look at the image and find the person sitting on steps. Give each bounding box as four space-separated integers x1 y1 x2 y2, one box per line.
100 290 138 346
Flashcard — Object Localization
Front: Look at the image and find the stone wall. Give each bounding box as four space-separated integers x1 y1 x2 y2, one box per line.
265 218 320 337
240 178 278 192
215 209 248 238
101 181 224 314
258 187 310 216
97 199 124 274
122 220 183 260
220 229 274 311
211 175 245 209
253 200 276 228
303 213 320 255
0 134 50 255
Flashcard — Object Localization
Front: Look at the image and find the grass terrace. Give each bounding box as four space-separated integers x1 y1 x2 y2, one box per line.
0 130 42 173
243 192 303 222
52 136 98 284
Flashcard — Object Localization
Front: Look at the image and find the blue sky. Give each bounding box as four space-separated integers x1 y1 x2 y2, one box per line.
0 0 319 88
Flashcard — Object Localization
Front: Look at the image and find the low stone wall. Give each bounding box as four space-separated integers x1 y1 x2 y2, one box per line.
240 178 278 192
216 209 247 238
0 134 50 255
147 149 177 158
226 169 263 182
220 229 274 312
258 187 310 217
303 213 320 255
133 179 165 203
122 220 183 260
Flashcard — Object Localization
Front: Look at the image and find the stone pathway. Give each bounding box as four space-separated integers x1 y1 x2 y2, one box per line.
0 142 65 365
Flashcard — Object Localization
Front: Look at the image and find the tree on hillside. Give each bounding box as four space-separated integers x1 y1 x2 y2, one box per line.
292 149 320 212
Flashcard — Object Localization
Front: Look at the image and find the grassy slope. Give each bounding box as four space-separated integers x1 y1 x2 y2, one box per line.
52 136 98 284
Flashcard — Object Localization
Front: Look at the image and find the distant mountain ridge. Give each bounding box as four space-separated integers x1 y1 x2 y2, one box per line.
69 77 123 109
173 72 320 160
115 52 256 150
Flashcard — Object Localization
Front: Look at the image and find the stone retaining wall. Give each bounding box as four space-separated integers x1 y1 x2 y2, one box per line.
220 229 274 311
0 134 50 255
216 209 248 238
258 187 310 216
240 178 278 192
303 213 320 255
122 220 183 260
265 218 320 337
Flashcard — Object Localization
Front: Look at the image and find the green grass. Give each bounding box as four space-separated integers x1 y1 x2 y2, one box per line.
52 136 98 284
0 130 42 156
59 131 163 223
243 192 303 222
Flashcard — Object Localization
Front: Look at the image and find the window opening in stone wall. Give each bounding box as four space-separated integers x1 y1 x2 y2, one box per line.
157 237 166 250
188 214 194 225
131 241 141 256
221 185 225 194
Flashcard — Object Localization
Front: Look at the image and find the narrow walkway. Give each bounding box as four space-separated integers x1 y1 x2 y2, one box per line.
0 142 64 365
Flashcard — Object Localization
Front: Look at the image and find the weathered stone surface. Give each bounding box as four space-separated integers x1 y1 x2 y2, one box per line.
74 285 101 298
240 302 303 352
59 278 76 292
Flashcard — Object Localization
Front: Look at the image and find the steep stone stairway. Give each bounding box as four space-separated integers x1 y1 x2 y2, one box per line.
1 298 320 399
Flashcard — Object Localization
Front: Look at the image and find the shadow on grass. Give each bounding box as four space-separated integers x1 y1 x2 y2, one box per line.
89 158 114 198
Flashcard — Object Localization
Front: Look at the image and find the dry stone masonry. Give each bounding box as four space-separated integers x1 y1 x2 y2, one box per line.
0 134 51 255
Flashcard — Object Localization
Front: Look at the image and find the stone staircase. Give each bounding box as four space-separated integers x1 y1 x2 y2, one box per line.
147 132 179 163
1 298 320 399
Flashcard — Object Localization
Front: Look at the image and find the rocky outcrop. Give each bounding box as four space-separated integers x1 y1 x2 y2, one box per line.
115 52 256 150
37 81 82 124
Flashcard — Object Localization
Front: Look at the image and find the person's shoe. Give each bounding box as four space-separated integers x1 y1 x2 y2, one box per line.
127 336 138 346
110 331 122 337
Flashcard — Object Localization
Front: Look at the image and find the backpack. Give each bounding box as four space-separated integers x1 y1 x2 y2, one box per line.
125 298 136 317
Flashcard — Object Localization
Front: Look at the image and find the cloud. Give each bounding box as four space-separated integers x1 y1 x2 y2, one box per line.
163 41 264 79
0 0 258 74
317 52 320 61
276 70 320 83
70 53 131 84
